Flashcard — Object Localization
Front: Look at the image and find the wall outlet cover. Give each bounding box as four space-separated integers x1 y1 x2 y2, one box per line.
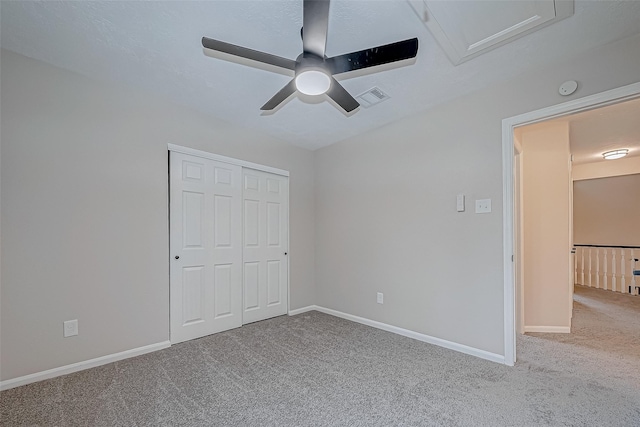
376 292 384 304
63 319 78 337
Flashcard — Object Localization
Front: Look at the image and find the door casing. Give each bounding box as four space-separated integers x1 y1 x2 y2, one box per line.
501 82 640 366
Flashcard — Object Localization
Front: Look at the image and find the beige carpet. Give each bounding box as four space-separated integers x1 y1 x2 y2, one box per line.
1 285 639 426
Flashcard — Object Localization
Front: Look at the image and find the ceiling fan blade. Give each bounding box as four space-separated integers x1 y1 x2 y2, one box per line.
303 0 330 58
202 37 296 71
326 78 359 113
326 38 418 75
260 79 297 111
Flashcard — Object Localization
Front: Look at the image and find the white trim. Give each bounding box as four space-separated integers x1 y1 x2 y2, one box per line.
313 306 505 365
0 341 171 391
502 81 640 367
502 117 517 366
503 82 640 129
286 190 291 317
572 156 640 181
168 144 289 177
524 326 570 333
287 305 317 316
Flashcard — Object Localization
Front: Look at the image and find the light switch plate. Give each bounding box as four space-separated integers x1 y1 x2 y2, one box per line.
456 194 465 212
475 199 492 214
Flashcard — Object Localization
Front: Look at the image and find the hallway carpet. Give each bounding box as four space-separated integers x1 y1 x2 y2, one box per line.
2 285 639 426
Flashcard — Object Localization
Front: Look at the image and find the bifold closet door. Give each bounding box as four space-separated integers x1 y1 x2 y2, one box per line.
170 152 243 344
242 169 289 324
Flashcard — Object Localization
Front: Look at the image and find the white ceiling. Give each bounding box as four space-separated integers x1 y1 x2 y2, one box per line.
566 97 640 165
2 1 640 151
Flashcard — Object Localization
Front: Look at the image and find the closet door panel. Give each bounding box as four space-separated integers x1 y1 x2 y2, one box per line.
170 153 242 344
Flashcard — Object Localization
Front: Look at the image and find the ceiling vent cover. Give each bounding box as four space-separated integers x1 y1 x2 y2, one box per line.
355 87 390 108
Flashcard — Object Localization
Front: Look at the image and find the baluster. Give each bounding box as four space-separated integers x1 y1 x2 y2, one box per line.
574 249 578 285
603 249 608 291
631 249 638 296
581 248 585 286
612 250 617 292
621 249 626 294
588 249 593 287
596 249 600 288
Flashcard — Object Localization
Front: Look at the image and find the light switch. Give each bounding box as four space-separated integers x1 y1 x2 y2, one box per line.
475 199 492 214
456 194 465 212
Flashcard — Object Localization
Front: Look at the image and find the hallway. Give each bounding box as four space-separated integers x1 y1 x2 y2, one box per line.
519 285 640 408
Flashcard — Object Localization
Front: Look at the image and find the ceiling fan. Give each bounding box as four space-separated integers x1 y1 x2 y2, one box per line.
202 0 419 114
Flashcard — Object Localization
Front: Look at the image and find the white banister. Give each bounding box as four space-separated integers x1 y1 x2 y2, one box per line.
581 248 585 287
603 249 608 291
571 248 578 285
589 248 593 287
631 249 638 296
621 249 626 294
573 245 640 296
596 249 600 289
612 250 617 292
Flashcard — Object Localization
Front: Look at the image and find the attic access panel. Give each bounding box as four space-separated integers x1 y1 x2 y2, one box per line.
409 0 574 65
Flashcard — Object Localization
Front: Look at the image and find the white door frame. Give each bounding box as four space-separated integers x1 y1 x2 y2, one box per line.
513 140 524 336
168 144 291 342
501 81 640 366
168 144 290 178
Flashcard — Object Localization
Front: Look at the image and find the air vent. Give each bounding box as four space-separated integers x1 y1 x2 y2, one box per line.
356 87 390 108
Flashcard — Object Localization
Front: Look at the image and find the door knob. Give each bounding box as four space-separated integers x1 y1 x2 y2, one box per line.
284 252 288 255
175 255 180 259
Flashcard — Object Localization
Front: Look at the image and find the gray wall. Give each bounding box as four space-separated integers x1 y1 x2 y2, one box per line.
573 174 640 247
0 50 315 381
314 34 640 355
2 31 640 381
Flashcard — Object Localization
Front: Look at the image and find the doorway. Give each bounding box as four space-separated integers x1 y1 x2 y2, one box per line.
502 82 640 366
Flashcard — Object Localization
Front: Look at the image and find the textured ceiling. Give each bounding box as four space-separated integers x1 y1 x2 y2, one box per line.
2 1 640 150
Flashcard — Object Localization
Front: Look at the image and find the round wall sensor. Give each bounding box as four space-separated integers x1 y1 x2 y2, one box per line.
559 80 578 96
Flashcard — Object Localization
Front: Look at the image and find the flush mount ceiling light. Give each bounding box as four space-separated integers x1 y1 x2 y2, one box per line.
602 149 629 160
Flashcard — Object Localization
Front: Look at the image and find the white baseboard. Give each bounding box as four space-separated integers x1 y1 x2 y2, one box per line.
524 326 571 333
0 340 171 391
288 305 317 316
312 306 505 365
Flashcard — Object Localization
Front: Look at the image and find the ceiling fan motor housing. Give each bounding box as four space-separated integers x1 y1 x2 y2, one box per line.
296 53 325 72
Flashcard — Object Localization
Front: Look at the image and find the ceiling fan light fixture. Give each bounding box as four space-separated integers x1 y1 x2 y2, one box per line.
202 0 419 113
602 149 629 160
295 69 331 96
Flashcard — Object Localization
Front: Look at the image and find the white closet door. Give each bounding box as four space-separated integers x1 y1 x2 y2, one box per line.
242 169 289 324
170 152 242 344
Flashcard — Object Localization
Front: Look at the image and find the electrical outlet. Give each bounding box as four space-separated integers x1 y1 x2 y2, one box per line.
63 319 78 337
475 199 492 214
377 292 384 304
